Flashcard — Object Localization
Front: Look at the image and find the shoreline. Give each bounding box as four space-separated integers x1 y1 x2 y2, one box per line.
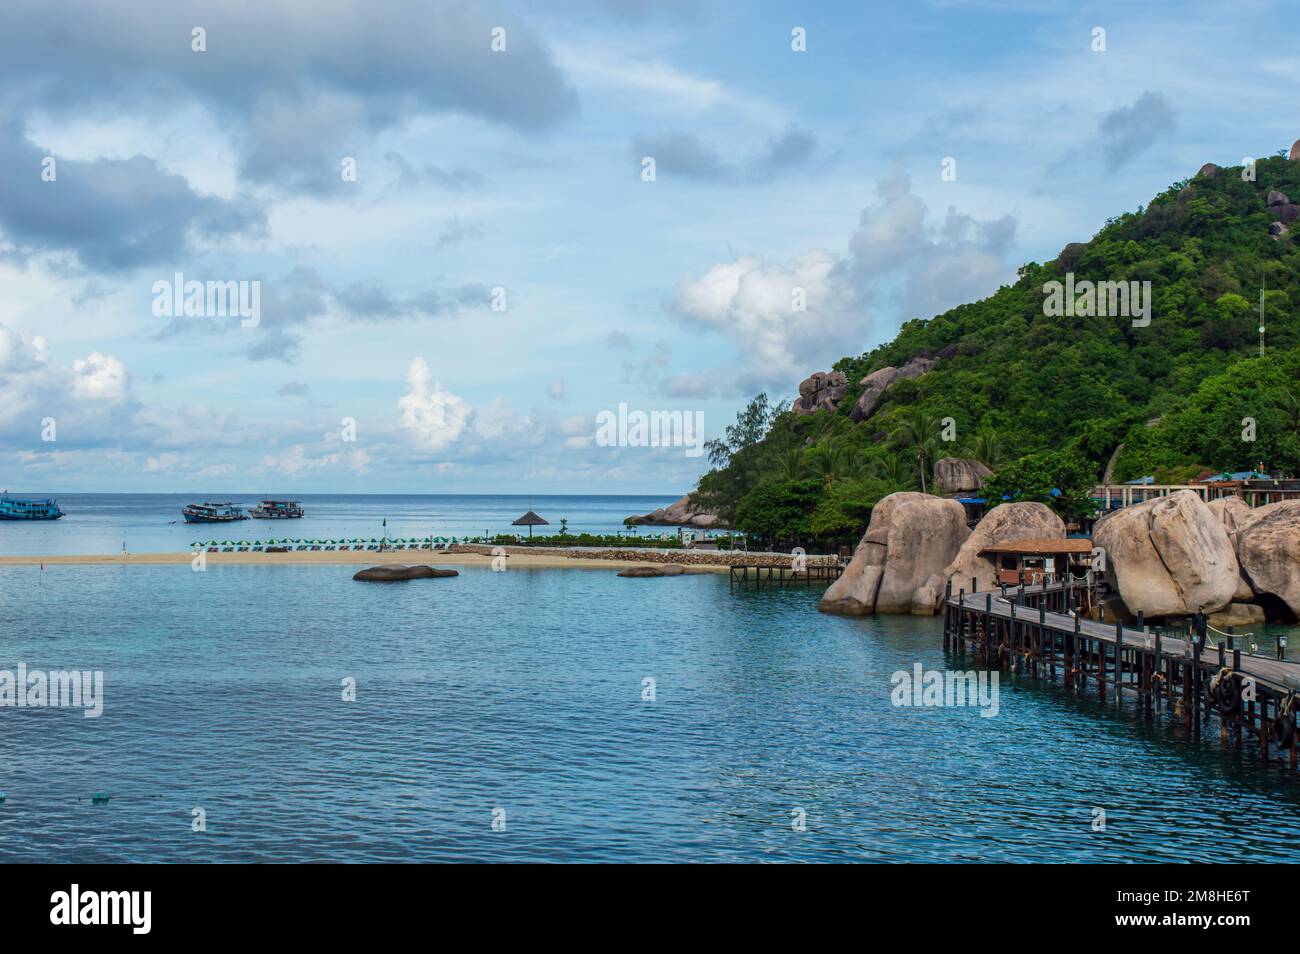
0 545 835 572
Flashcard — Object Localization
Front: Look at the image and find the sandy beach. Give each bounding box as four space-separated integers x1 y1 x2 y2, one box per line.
0 548 731 572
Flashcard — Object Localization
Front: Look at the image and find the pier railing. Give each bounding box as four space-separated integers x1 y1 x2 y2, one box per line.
944 578 1300 769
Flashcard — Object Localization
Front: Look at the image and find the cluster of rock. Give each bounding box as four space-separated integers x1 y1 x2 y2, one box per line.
791 350 953 423
818 493 1063 617
353 564 458 581
1094 490 1300 625
792 370 848 415
1196 144 1300 240
617 565 710 578
625 493 727 528
450 543 838 568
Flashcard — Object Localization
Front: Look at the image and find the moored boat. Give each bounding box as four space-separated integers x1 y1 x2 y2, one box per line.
249 499 304 519
182 502 249 523
0 495 64 520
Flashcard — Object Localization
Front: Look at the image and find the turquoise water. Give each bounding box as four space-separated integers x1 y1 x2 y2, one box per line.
2 563 1299 862
0 493 683 556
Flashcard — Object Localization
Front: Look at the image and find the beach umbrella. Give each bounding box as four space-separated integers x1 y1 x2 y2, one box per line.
511 510 549 538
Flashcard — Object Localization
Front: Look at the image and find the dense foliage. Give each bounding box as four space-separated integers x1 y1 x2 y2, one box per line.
696 155 1300 547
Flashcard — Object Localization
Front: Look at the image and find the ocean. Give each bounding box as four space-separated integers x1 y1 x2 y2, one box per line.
0 493 686 556
3 558 1300 862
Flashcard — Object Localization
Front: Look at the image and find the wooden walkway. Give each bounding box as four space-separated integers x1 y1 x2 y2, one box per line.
945 579 1300 767
729 562 843 591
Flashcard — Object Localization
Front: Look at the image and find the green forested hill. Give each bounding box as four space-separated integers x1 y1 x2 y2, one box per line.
698 153 1300 547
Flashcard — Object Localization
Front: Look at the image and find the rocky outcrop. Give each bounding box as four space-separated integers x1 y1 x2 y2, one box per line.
1291 140 1300 161
353 564 458 581
792 370 848 415
1093 490 1239 618
819 492 969 617
850 366 899 422
934 457 992 496
1270 221 1290 239
1197 162 1220 177
1268 189 1290 207
1235 501 1300 619
848 355 937 423
627 493 727 528
938 503 1066 595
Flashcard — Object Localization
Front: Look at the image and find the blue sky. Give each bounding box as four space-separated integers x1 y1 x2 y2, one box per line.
0 0 1295 493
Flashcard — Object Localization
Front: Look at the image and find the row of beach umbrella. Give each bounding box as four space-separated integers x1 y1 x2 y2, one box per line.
191 537 464 552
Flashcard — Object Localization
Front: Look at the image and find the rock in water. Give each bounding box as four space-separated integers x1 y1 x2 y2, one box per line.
819 492 969 617
1092 490 1239 617
353 564 458 581
933 457 993 496
937 502 1065 595
617 565 687 577
1235 501 1300 619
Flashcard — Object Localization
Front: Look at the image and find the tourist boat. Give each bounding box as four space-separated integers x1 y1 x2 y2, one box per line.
249 499 304 519
0 495 64 520
181 502 249 523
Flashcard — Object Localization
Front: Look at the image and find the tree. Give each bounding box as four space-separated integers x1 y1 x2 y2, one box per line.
968 429 1008 469
776 447 807 482
897 408 940 494
704 392 788 468
732 479 821 546
807 444 848 489
982 449 1099 521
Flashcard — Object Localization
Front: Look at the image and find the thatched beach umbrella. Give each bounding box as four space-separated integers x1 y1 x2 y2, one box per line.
512 510 549 538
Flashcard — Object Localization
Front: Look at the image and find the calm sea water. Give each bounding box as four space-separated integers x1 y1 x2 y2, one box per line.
0 494 684 556
2 563 1298 862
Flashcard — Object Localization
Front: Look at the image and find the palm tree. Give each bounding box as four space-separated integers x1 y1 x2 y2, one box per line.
869 451 914 489
969 429 1008 470
898 408 940 494
1279 390 1300 439
776 447 807 482
808 444 848 489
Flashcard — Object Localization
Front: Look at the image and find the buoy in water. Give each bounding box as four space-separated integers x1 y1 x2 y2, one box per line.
91 791 110 806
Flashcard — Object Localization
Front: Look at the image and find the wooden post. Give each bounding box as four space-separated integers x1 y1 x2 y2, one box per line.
1114 620 1123 706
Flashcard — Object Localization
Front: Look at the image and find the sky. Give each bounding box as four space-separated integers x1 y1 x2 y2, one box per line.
0 0 1296 493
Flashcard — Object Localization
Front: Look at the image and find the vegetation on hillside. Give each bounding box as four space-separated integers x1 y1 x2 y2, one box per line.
697 154 1300 549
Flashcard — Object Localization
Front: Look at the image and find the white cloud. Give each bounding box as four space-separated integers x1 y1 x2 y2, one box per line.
397 357 472 452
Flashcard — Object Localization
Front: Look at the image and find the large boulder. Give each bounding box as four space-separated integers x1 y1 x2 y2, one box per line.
353 564 458 581
1235 501 1300 619
849 366 900 422
1207 496 1253 536
792 370 848 415
627 493 726 528
1197 162 1220 177
848 355 937 423
1268 189 1291 207
1092 490 1239 617
1291 140 1300 161
1207 497 1257 600
819 492 969 617
933 457 992 496
938 502 1066 595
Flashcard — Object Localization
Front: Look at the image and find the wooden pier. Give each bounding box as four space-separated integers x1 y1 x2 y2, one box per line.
944 578 1300 768
729 562 843 591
